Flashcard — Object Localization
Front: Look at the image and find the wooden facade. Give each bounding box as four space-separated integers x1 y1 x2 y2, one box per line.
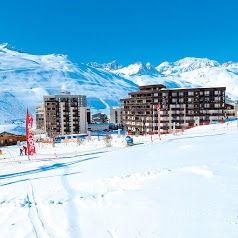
0 132 26 146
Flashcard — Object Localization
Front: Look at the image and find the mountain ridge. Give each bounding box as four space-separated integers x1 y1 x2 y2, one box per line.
1 43 238 124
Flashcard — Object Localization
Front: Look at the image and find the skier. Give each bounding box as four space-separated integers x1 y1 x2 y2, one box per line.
20 148 23 156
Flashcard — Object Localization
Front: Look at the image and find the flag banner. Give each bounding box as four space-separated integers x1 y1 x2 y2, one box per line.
157 103 160 111
26 109 36 156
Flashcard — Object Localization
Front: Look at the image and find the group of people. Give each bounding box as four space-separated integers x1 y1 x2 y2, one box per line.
20 146 27 156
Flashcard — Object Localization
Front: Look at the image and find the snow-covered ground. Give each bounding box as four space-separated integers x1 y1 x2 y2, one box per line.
0 122 238 238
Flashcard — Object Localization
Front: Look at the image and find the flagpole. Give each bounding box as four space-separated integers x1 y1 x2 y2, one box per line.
26 108 30 160
26 108 36 160
26 108 29 160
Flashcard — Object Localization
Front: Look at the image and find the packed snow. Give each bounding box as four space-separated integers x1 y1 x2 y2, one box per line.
0 121 238 237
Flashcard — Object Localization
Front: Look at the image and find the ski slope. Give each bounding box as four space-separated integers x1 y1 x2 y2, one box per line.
0 122 238 238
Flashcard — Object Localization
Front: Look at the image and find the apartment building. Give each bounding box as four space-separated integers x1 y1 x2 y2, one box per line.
110 107 123 126
120 84 226 134
44 91 88 136
91 113 108 124
36 103 45 130
225 102 236 119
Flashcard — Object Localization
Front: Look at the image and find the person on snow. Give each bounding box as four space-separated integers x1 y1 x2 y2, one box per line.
20 148 23 156
23 146 27 155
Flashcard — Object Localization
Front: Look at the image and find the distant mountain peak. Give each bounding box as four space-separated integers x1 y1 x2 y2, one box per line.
175 57 219 67
145 62 153 70
87 60 122 70
106 60 122 70
0 42 25 53
220 61 238 68
0 42 9 48
135 62 159 75
156 57 220 75
112 61 160 76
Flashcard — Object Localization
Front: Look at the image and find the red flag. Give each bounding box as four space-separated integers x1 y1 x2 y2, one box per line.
157 103 160 111
26 109 36 156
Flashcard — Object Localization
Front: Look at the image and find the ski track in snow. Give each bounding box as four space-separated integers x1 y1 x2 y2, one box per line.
60 163 82 238
0 142 171 238
0 165 170 205
0 165 171 237
26 180 56 238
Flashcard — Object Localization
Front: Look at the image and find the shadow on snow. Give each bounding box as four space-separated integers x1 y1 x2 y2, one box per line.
0 156 100 181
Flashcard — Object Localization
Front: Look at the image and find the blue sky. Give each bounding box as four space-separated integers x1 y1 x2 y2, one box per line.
1 0 238 66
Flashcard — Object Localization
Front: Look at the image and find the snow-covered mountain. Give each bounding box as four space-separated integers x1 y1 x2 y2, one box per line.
1 43 238 124
111 62 160 76
87 60 122 71
0 44 138 123
97 57 238 101
156 57 220 75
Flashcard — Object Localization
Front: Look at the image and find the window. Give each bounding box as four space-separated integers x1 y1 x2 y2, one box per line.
188 91 194 96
